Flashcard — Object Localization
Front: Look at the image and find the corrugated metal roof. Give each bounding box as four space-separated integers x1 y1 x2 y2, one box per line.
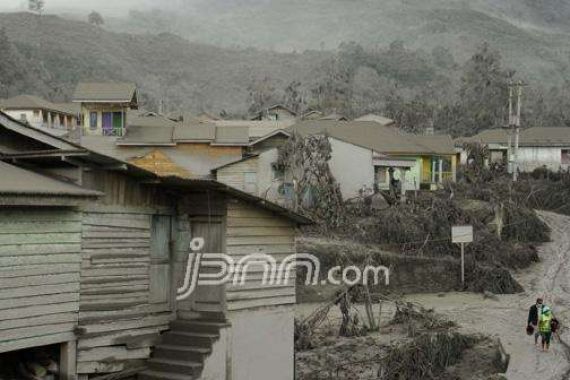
117 125 175 146
128 113 178 128
457 127 570 147
0 95 77 115
0 160 101 197
354 113 395 126
214 126 250 145
214 120 295 139
289 120 455 155
174 124 216 142
73 82 137 103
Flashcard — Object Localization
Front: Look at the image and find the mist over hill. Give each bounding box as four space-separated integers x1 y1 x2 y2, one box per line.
1 5 570 136
0 12 330 114
105 0 570 85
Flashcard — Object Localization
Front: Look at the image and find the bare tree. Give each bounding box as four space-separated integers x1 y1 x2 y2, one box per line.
88 11 105 27
278 132 346 229
28 0 45 14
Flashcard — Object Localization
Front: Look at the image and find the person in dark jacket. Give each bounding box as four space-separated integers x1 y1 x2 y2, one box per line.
528 297 544 345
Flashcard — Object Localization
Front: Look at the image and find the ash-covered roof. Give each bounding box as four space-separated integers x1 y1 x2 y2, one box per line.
0 95 78 116
73 82 137 103
288 120 455 155
456 127 570 147
0 160 101 198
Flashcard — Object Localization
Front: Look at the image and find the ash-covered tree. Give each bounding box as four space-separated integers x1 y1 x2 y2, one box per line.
28 0 45 14
247 75 279 115
283 80 305 114
457 42 514 136
277 132 346 229
88 11 105 27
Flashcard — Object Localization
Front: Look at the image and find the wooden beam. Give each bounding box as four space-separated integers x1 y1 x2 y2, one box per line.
1 149 89 159
60 340 78 380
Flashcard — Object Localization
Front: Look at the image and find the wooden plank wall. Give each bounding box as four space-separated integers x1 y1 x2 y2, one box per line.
0 208 81 354
82 170 170 208
77 207 174 375
216 157 259 193
225 199 297 311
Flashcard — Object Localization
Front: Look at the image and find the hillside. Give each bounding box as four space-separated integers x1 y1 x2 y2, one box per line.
0 12 330 114
109 0 570 86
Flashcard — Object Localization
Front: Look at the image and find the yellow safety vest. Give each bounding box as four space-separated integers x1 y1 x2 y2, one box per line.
539 313 552 333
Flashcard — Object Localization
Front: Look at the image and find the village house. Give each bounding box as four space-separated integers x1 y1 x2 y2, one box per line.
0 111 310 380
80 112 249 178
212 147 293 207
289 120 457 196
0 94 80 134
354 113 395 126
301 110 324 120
213 119 296 141
250 104 297 121
456 127 570 172
212 121 456 203
73 82 138 137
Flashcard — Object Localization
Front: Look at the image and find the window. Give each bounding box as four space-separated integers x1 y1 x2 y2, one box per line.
272 162 285 180
19 113 27 122
89 112 98 130
562 150 570 165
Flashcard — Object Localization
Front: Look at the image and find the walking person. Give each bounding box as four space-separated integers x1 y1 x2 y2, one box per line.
528 298 544 346
539 305 554 352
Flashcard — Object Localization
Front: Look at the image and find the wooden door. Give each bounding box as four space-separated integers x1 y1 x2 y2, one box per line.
102 112 113 135
191 219 225 313
149 214 172 305
112 112 123 134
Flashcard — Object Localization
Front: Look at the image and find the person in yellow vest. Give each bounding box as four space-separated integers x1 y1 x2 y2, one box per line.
539 305 553 352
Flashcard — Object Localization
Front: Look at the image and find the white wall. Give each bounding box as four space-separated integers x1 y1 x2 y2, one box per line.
328 137 374 199
517 147 565 171
256 148 280 199
228 306 294 380
460 146 569 172
4 110 41 127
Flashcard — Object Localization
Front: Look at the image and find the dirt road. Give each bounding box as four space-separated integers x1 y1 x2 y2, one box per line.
295 211 570 379
404 211 570 379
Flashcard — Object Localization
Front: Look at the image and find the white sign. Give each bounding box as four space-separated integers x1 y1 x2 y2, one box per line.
452 225 473 244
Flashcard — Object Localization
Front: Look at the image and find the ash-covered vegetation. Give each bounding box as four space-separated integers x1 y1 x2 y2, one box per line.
2 9 570 137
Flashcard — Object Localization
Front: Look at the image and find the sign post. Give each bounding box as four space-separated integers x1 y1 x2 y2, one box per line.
451 225 473 285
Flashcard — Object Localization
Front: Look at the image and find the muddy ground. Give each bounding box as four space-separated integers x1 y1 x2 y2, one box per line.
296 211 570 379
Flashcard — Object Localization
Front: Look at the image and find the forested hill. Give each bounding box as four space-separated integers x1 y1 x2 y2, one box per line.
1 11 570 136
113 0 570 85
0 12 329 114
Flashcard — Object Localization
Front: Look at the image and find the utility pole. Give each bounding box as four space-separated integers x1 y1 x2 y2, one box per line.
513 83 522 182
507 85 513 174
507 81 525 181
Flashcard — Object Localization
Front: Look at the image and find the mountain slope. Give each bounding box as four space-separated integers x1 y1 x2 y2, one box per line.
110 0 570 85
0 12 330 114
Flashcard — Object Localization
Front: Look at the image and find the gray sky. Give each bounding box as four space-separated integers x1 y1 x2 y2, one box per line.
0 0 164 15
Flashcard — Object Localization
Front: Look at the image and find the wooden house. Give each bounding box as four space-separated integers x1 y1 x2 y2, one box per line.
0 112 310 380
80 117 249 178
250 104 297 121
73 83 138 137
456 127 570 172
289 120 457 195
0 94 80 133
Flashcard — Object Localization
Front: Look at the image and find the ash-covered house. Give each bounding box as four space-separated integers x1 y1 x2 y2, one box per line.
213 121 457 204
0 94 80 134
456 127 570 172
80 112 250 178
0 111 310 380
